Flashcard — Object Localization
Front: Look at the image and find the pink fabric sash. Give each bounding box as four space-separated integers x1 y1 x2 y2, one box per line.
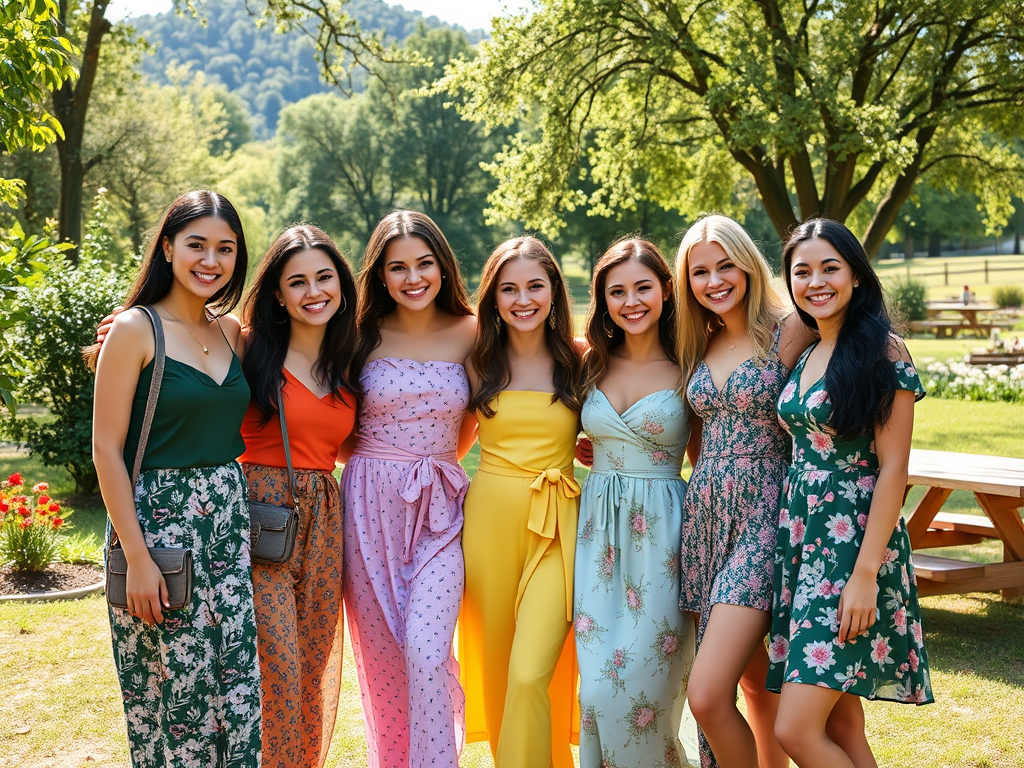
353 434 467 562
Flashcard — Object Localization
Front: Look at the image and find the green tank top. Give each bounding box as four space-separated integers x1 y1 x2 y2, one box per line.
123 354 250 472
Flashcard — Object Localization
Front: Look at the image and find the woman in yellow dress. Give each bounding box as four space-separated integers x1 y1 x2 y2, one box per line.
459 236 585 768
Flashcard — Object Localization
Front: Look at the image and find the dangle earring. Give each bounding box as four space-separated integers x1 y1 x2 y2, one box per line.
335 294 348 315
548 310 556 331
493 309 502 332
603 311 616 338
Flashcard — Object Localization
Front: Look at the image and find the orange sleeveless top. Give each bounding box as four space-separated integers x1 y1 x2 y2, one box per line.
239 369 356 471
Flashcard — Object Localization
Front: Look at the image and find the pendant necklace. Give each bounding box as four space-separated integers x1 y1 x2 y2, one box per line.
164 307 211 355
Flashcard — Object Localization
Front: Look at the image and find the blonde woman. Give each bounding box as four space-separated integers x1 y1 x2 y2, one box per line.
676 214 813 768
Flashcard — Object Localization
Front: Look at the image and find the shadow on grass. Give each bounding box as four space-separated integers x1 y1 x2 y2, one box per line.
919 593 1024 688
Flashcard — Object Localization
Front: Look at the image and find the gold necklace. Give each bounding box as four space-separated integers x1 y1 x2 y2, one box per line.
163 307 212 355
722 329 747 350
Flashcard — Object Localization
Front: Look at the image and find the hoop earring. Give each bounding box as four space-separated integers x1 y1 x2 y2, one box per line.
335 294 348 315
493 309 502 332
603 311 616 338
548 311 556 331
273 307 289 325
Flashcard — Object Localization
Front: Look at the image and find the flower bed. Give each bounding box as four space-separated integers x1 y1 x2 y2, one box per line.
923 358 1024 403
0 474 69 572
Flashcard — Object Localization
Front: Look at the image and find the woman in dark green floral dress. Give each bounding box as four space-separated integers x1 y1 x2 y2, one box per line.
768 219 933 768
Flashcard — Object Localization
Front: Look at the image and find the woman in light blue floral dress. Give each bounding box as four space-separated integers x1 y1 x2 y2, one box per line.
675 215 811 768
575 239 698 768
769 219 933 768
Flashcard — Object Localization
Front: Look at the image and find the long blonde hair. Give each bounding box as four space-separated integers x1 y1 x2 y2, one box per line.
675 214 789 385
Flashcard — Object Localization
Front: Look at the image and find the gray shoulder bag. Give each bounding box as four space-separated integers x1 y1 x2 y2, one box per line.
248 385 300 564
106 305 194 611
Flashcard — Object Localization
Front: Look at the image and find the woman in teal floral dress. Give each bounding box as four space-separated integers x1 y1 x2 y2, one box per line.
93 191 261 767
769 219 933 768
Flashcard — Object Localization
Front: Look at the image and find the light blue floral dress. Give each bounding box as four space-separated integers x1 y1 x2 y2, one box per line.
575 388 698 768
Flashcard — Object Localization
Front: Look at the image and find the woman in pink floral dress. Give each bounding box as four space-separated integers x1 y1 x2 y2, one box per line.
342 210 478 768
769 219 932 767
675 215 813 768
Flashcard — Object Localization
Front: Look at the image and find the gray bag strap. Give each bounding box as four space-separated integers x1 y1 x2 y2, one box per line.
132 306 165 486
276 384 298 510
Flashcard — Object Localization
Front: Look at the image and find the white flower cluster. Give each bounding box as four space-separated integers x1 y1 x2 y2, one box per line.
923 358 1024 403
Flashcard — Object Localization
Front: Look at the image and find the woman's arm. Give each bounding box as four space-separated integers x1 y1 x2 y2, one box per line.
837 387 915 644
457 410 479 461
336 428 358 466
93 310 169 626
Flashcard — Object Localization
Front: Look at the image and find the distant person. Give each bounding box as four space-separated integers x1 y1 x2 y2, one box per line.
962 285 971 305
91 191 261 766
770 219 933 767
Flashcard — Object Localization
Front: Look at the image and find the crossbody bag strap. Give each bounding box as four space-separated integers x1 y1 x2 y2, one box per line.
276 384 298 510
132 306 166 487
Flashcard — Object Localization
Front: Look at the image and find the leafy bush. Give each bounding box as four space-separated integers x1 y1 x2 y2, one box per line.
885 276 928 325
0 474 68 572
923 359 1024 403
993 285 1023 309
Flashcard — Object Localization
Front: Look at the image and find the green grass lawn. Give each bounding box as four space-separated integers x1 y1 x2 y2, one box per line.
875 253 1024 302
1 394 1022 767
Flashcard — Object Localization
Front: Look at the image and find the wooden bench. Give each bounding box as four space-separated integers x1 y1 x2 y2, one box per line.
906 449 1024 600
969 352 1024 366
909 319 963 338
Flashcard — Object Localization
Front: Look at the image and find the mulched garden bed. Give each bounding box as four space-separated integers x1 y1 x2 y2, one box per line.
0 563 103 596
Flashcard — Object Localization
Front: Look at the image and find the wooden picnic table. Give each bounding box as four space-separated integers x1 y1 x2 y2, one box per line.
905 449 1024 601
924 301 1000 337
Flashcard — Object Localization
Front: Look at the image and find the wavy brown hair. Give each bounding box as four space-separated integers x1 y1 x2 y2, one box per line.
350 210 474 380
470 237 584 417
241 224 359 425
582 238 678 393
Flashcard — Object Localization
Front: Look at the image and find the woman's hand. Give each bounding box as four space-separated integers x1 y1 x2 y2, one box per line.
96 306 125 344
836 569 878 644
125 551 170 626
575 436 594 467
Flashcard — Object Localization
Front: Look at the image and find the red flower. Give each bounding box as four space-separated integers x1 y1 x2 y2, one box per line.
19 519 31 529
37 508 48 516
38 495 50 505
48 502 60 513
0 500 8 513
8 473 23 486
32 482 48 493
17 506 31 517
52 518 64 529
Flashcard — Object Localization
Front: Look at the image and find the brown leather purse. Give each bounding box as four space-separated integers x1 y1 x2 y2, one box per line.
105 306 194 611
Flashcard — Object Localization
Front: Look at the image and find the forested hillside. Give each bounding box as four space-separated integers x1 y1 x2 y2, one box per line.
132 0 484 136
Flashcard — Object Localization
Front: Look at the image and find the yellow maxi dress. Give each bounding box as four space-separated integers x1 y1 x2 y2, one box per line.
459 391 582 768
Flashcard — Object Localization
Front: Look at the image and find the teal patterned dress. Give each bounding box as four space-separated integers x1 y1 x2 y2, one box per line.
575 388 698 768
766 345 934 704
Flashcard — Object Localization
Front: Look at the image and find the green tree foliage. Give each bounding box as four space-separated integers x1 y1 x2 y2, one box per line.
447 0 1024 256
885 276 927 329
135 0 482 135
2 193 133 493
276 26 501 270
0 0 77 207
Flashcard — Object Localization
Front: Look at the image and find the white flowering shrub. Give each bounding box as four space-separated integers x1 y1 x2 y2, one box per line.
924 359 1024 404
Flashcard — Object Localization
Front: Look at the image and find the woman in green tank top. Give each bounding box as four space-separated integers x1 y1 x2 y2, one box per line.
91 191 261 768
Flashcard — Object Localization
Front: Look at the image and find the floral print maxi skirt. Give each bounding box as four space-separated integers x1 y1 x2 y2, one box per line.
107 463 262 768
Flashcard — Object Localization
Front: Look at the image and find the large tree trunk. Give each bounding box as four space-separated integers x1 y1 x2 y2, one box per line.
52 0 111 262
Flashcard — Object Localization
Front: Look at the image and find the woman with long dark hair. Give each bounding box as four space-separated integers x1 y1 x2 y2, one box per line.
342 210 477 768
92 190 261 766
459 236 584 768
574 238 696 768
238 224 359 768
674 214 810 768
769 219 933 767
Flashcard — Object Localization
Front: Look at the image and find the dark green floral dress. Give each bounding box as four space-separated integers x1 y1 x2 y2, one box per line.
766 345 934 705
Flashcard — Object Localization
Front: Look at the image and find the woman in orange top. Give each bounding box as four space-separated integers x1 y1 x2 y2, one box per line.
239 224 359 768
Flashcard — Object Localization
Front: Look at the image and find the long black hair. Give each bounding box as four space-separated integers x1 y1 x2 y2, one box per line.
241 224 359 424
83 190 248 368
782 218 896 438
